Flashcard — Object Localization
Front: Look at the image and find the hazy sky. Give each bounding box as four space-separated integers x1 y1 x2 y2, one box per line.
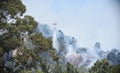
22 0 120 51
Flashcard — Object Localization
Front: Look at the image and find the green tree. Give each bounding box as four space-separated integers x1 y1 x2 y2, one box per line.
0 0 26 22
0 0 39 72
40 60 49 73
20 69 43 73
49 48 59 62
52 63 63 73
30 33 52 51
66 62 79 73
0 0 37 52
0 0 26 72
89 59 113 73
109 64 120 73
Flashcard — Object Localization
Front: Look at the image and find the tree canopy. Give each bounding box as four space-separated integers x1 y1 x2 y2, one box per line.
0 0 120 73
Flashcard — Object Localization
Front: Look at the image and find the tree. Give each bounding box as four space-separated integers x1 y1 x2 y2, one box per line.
20 69 43 73
111 64 120 73
0 0 26 22
0 0 39 72
0 0 91 73
30 33 52 51
0 0 26 72
49 48 59 62
40 60 49 73
66 62 79 73
89 59 113 73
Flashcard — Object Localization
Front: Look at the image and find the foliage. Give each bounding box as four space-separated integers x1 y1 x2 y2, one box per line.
15 15 38 33
49 48 59 62
40 60 49 73
30 33 52 51
110 64 120 73
20 69 43 73
89 59 120 73
3 0 120 73
0 0 26 21
66 62 79 73
89 59 112 73
0 0 39 72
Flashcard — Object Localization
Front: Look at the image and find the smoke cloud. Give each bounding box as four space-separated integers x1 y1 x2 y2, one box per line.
38 23 111 67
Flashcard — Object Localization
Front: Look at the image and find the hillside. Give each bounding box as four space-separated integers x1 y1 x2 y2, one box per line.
0 0 120 73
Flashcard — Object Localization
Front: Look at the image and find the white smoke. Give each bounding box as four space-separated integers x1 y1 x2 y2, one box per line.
38 23 109 67
38 23 53 38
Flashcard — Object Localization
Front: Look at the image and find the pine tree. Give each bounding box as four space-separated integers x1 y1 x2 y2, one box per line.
66 62 79 73
89 59 113 73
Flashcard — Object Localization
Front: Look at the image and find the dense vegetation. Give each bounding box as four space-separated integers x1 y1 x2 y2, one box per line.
0 0 120 73
89 49 120 73
0 0 84 73
89 59 120 73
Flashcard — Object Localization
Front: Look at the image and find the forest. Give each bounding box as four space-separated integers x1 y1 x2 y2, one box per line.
0 0 120 73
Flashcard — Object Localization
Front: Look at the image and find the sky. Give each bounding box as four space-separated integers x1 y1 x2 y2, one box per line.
22 0 120 51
